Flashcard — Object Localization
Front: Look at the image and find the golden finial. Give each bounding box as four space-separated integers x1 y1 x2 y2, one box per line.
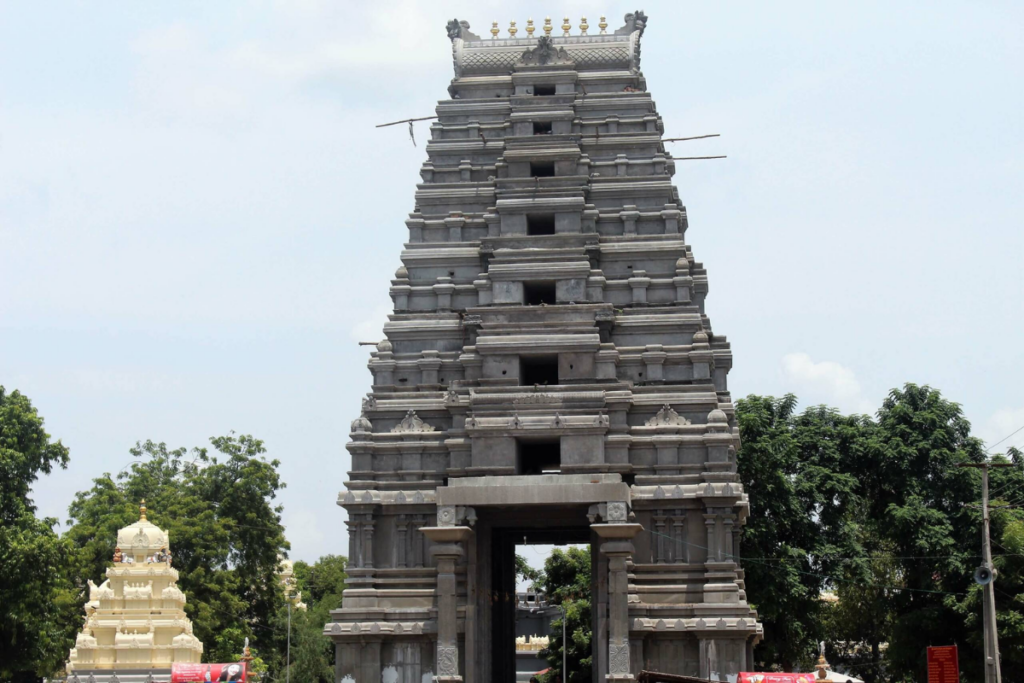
543 17 553 36
509 20 517 37
491 21 499 39
562 17 572 36
139 499 147 521
599 16 608 34
580 17 589 35
526 18 535 36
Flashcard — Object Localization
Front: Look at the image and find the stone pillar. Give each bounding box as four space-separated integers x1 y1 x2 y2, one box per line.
661 203 681 233
628 270 650 305
620 205 640 234
671 510 687 564
593 509 643 683
705 512 718 562
434 276 456 312
653 512 667 563
412 514 427 568
673 257 693 304
418 350 443 387
362 514 375 568
396 515 408 568
421 524 473 683
447 211 466 240
642 344 667 384
345 519 361 567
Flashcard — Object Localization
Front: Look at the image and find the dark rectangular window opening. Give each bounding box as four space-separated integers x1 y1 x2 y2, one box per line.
517 439 561 475
533 84 556 96
532 121 553 135
526 214 555 236
530 162 556 178
524 281 556 305
520 355 559 386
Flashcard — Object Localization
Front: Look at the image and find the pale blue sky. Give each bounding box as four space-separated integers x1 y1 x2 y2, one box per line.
2 1 1021 562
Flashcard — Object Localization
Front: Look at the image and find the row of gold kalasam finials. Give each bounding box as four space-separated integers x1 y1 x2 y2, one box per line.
490 16 609 38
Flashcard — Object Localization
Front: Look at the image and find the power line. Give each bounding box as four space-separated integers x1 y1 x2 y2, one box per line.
640 526 969 597
985 423 1024 452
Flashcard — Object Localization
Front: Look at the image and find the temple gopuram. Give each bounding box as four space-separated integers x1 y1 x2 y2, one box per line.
328 12 761 682
67 502 203 683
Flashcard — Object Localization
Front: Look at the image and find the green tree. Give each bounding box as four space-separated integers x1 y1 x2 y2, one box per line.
540 546 591 683
0 387 80 682
735 395 871 672
516 553 543 588
282 555 348 683
64 434 289 668
293 554 348 605
856 385 986 683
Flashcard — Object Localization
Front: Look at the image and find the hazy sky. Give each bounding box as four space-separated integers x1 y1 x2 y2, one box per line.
2 1 1021 563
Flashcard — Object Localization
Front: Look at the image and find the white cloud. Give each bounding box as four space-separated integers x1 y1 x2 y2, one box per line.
780 352 875 414
283 507 327 560
350 303 391 343
979 406 1024 453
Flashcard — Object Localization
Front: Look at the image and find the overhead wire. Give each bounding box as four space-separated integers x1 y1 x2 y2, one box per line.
640 525 970 597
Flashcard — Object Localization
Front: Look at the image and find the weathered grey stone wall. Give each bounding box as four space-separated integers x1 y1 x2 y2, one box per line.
328 13 762 683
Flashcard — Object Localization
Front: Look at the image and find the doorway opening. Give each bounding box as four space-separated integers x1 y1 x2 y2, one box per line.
521 355 558 386
524 281 557 305
517 438 561 475
491 524 594 683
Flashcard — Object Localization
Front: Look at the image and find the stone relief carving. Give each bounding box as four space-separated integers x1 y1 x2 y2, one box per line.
609 642 631 674
520 36 573 67
437 506 456 526
391 410 435 433
446 19 480 42
588 502 631 524
645 404 691 427
437 505 476 527
615 11 648 37
607 501 628 522
437 645 459 676
512 393 560 404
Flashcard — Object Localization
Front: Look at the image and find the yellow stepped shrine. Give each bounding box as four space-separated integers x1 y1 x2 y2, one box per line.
67 502 203 681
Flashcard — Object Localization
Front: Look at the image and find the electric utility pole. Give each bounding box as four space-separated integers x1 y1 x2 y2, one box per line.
959 462 1012 683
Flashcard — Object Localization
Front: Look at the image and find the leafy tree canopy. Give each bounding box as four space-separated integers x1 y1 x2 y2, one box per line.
738 385 1023 683
540 546 592 683
64 434 289 666
0 387 79 682
281 554 348 683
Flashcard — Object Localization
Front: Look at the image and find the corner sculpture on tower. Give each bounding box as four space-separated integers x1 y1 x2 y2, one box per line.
328 11 761 683
67 501 203 683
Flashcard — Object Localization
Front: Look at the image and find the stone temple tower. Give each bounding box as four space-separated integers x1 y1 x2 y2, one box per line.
328 13 762 683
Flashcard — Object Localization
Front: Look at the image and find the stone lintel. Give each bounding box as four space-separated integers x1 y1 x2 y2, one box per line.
438 474 629 507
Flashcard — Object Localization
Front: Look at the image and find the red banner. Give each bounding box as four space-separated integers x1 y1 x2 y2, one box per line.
171 663 247 683
927 646 959 683
739 674 816 683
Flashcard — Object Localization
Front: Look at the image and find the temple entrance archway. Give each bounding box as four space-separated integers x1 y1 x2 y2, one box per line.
486 515 595 683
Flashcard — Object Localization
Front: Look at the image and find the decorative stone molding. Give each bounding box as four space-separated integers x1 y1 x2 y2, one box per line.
645 404 691 427
609 642 631 674
437 645 459 676
519 36 572 66
392 410 435 433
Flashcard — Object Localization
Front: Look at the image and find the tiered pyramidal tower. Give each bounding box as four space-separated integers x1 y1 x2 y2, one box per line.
329 13 761 683
67 503 203 681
